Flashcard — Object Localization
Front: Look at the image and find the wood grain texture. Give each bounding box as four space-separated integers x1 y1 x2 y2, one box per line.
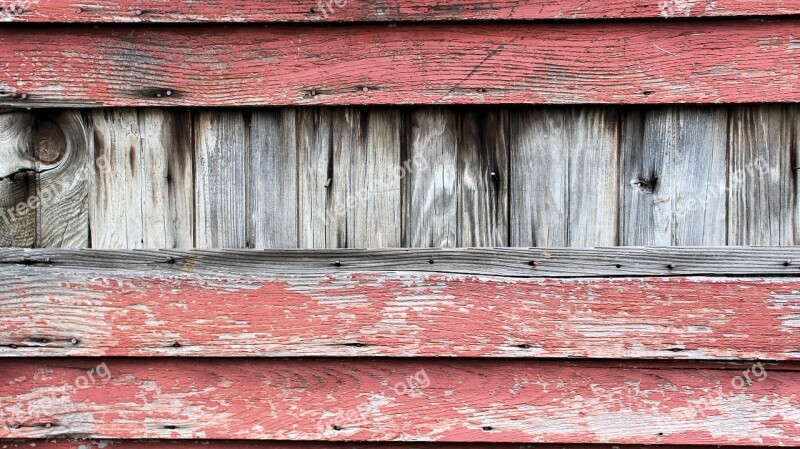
459 109 509 247
620 108 727 246
0 112 35 247
3 21 800 107
0 443 759 449
405 108 458 247
5 0 800 22
510 108 618 246
1 358 799 444
34 110 90 248
194 111 247 248
728 106 798 245
1 248 800 359
89 109 192 249
248 109 298 249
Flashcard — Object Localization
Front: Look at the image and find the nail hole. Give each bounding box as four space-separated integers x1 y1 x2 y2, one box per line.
643 91 653 96
334 260 341 267
515 344 531 349
165 425 177 430
167 257 176 264
482 426 493 431
172 341 181 348
332 425 342 430
615 264 622 269
667 263 676 270
785 259 793 267
428 259 434 264
529 261 538 267
71 338 79 345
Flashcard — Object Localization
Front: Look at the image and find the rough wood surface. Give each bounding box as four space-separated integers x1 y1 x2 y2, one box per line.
1 248 800 359
0 443 757 449
194 111 247 248
0 112 35 247
728 106 797 245
249 109 298 249
620 108 728 246
510 108 618 246
405 108 458 247
3 21 800 107
1 358 798 444
89 109 192 249
5 0 800 22
459 109 509 247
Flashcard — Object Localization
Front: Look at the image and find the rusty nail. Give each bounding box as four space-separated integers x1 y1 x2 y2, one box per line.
166 90 172 96
667 263 676 269
45 423 51 428
173 341 181 348
41 338 48 343
167 257 176 264
785 259 793 266
134 9 142 15
20 93 27 100
324 178 332 188
334 260 341 267
70 338 78 345
362 87 369 93
10 344 17 349
310 89 317 97
529 261 538 267
156 93 162 97
75 7 82 13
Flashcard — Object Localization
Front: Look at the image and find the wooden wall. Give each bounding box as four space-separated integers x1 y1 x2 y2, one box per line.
3 2 800 449
2 106 799 249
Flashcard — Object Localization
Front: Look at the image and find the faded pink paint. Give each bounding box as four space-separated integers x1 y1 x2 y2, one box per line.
1 21 800 106
2 273 799 359
0 359 798 443
5 0 800 22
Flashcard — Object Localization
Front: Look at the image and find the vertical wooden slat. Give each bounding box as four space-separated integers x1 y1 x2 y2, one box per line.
297 108 334 248
620 107 727 246
248 109 298 249
89 110 135 248
35 111 90 248
90 110 193 249
459 109 510 247
405 108 458 247
353 108 402 248
0 112 35 247
511 107 618 246
329 108 361 248
194 111 247 248
728 105 796 245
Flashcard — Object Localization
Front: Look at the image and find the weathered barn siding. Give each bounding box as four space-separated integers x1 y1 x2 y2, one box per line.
2 106 799 248
3 2 800 449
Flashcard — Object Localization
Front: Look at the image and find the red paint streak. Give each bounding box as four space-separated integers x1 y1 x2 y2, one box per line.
0 359 798 443
1 273 799 359
1 21 799 106
6 0 800 22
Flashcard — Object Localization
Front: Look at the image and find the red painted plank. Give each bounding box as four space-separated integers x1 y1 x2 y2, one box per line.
1 21 800 107
0 359 798 444
2 270 800 359
4 0 800 22
0 442 773 449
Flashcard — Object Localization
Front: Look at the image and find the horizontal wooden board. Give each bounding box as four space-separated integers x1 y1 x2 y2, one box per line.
4 0 800 22
0 443 770 449
1 248 800 359
2 21 800 107
0 359 798 444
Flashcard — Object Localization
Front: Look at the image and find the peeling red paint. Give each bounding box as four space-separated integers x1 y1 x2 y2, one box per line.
1 273 799 359
1 21 800 106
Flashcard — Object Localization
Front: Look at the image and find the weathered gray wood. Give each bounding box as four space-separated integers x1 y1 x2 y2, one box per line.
35 110 90 248
194 111 247 248
353 108 402 248
248 109 298 249
405 108 458 247
329 108 360 248
459 109 509 247
621 107 727 246
2 247 799 278
297 108 333 248
0 112 35 247
90 110 193 248
511 108 618 246
728 105 797 245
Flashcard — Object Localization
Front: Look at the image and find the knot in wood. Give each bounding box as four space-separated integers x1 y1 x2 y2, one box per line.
35 120 67 164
